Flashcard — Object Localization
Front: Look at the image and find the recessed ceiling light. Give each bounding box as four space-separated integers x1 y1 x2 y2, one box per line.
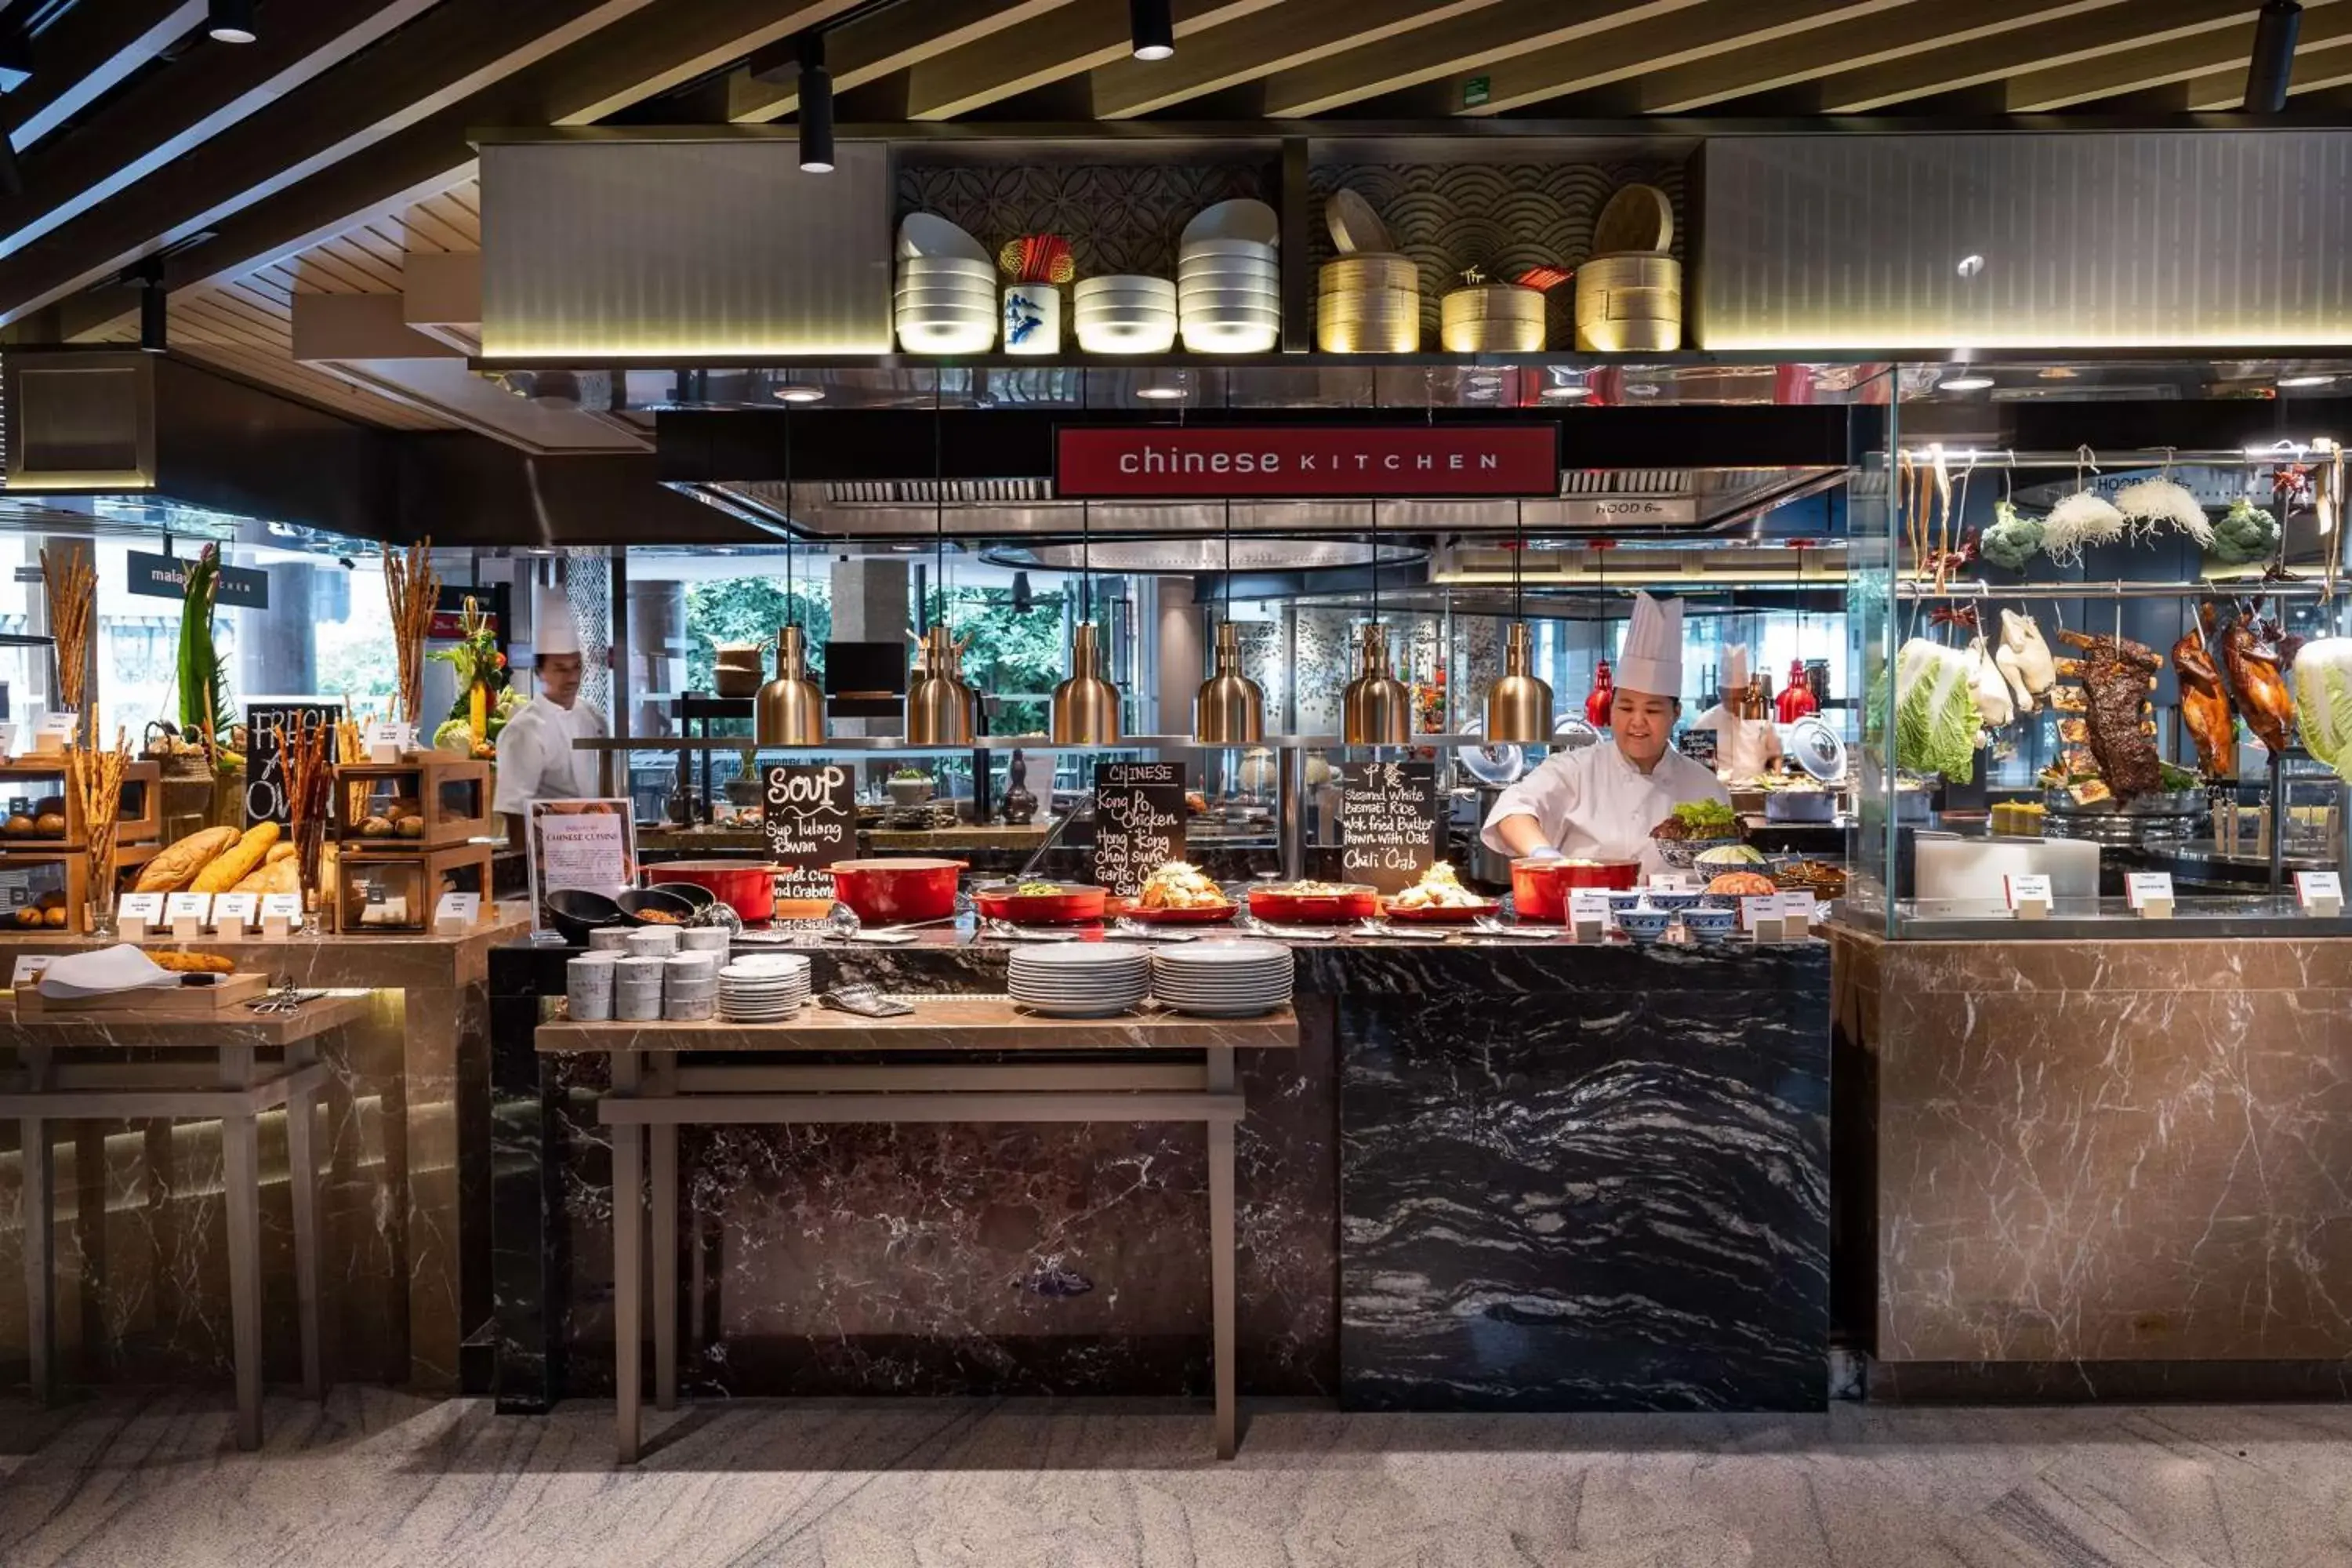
2279 373 2338 388
207 0 256 44
1938 374 1995 392
1540 383 1593 401
1128 0 1174 58
1134 384 1187 401
890 543 921 553
2038 366 2080 379
773 383 825 403
1955 254 1986 278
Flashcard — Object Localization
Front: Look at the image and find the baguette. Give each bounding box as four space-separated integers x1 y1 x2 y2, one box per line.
230 856 300 897
193 822 281 894
135 826 238 893
264 842 296 866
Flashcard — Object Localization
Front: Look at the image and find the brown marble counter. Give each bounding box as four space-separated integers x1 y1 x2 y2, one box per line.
0 910 530 1395
1 993 371 1047
1833 923 2352 1391
539 1000 1297 1054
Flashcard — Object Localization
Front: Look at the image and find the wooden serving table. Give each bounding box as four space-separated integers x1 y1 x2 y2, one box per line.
538 997 1298 1465
0 989 368 1449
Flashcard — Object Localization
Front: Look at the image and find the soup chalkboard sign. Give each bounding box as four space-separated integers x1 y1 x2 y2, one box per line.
1091 761 1185 897
761 763 855 899
243 702 342 826
1337 760 1441 893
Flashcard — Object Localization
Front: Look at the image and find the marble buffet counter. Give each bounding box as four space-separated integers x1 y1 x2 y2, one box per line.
495 931 1832 1417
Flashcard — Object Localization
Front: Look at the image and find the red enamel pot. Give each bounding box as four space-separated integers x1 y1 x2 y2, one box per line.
829 858 967 924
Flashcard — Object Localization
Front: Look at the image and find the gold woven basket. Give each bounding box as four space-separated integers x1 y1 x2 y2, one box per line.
1573 252 1682 352
1440 284 1545 352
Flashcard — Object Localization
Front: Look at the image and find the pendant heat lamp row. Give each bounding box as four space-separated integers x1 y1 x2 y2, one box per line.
1194 503 1265 745
1052 502 1122 745
1341 502 1409 746
1484 506 1556 744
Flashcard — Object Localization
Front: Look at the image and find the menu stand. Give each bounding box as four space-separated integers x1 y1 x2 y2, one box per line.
0 991 365 1447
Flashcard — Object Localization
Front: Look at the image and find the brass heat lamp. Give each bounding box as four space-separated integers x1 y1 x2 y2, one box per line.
905 624 977 746
756 624 826 746
1483 504 1555 743
1050 621 1121 745
1194 620 1264 745
1341 621 1411 746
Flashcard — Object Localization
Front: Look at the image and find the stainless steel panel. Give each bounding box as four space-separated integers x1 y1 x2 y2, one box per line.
481 142 893 359
1700 132 2352 350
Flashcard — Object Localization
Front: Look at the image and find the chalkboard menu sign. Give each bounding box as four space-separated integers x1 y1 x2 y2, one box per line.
761 763 855 899
244 702 342 826
1337 760 1441 893
1091 760 1185 897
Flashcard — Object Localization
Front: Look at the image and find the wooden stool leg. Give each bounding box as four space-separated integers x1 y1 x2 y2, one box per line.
20 1115 51 1403
222 1111 264 1450
610 1053 643 1465
651 1120 677 1412
285 1067 324 1401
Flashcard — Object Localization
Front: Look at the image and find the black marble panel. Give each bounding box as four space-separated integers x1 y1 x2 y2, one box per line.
1327 943 1831 1413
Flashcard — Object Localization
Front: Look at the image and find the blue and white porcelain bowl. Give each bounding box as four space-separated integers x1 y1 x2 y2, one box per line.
1613 907 1675 943
1682 907 1740 943
1605 890 1646 918
1643 889 1702 913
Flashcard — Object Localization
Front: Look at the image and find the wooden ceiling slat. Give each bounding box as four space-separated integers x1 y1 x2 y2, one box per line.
1089 0 1500 118
902 0 1283 120
1258 0 1708 117
337 227 413 276
5 2 205 153
280 251 381 296
310 240 406 293
1453 0 1926 115
175 343 448 428
2009 0 2352 107
728 0 1069 122
220 276 297 316
403 203 479 251
2183 34 2352 105
1818 0 2276 111
1553 0 2125 114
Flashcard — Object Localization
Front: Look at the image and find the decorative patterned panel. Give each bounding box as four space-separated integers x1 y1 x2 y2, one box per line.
565 550 614 721
1308 161 1689 347
1700 132 2352 349
897 161 1275 281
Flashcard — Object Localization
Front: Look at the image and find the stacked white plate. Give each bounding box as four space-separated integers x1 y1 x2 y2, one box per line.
1007 944 1151 1018
1178 199 1279 354
897 214 997 354
1150 941 1293 1018
719 954 812 1022
1074 275 1177 354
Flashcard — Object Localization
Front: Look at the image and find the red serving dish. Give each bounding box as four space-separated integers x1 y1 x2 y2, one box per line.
1247 883 1381 924
973 881 1108 926
1510 858 1640 922
1378 897 1502 924
829 858 966 924
1119 899 1240 924
646 859 782 923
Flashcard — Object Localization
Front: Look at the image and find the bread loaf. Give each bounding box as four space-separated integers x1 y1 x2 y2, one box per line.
135 826 238 893
193 822 281 894
230 856 300 896
264 842 296 866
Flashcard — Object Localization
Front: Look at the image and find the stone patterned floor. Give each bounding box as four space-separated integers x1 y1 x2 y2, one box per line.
1 1389 2349 1566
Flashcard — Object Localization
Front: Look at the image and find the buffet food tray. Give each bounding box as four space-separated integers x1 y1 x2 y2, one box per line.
2039 787 2205 846
13 972 270 1017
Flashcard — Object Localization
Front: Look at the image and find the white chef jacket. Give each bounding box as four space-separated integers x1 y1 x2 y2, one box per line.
1480 740 1731 877
1688 706 1784 782
491 695 611 817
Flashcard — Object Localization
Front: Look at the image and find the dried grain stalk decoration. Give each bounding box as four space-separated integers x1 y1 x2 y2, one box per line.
39 546 96 737
381 539 440 731
68 728 132 921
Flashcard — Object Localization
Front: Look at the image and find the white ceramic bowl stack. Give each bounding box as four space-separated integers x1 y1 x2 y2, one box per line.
719 954 811 1021
1149 940 1293 1018
1178 199 1280 354
1073 276 1178 354
1007 944 1151 1018
663 952 719 1021
897 214 998 354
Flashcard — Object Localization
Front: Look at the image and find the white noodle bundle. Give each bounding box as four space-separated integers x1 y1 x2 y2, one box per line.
2040 489 2126 565
2114 477 2214 547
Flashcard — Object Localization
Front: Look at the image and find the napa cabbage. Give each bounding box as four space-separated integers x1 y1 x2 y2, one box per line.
1893 637 1980 780
2292 637 2352 782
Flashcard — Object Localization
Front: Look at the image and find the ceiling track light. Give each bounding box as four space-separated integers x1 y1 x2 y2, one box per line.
1128 0 1174 60
2245 0 2303 111
798 31 834 173
207 0 257 45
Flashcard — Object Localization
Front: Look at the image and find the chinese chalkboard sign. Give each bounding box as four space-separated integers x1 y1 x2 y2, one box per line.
761 763 855 900
243 702 341 826
1091 760 1185 897
1337 760 1441 893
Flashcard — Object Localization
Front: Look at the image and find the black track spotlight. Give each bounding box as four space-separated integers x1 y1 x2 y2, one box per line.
0 134 20 201
798 31 833 173
207 0 257 45
1129 0 1174 60
2245 0 2302 111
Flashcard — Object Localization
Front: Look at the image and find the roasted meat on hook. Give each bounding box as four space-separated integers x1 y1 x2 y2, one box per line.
2173 603 2235 779
2221 601 2296 754
2055 629 2165 798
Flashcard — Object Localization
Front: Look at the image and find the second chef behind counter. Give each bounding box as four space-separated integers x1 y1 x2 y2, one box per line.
1483 592 1730 879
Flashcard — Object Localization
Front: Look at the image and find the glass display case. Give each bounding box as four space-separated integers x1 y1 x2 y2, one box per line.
1846 359 2352 936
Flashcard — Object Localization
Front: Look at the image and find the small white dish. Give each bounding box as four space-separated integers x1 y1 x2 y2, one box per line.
897 212 991 261
1180 198 1279 249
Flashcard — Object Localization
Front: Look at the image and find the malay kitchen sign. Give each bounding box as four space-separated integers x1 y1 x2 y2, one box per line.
1056 424 1559 498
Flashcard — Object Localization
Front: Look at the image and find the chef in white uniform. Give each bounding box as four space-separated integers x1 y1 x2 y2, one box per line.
1482 592 1730 877
1689 643 1784 782
492 589 612 829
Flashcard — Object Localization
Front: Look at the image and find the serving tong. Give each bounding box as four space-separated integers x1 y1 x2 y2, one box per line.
245 981 327 1015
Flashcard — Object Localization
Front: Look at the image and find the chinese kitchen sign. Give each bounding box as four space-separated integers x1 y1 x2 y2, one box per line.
1055 424 1559 498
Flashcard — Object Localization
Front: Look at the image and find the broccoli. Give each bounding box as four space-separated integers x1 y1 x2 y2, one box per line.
2209 495 2280 565
1979 499 2044 572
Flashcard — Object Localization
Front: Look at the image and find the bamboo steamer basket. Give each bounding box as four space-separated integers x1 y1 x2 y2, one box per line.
1440 283 1545 352
1573 252 1682 351
1318 253 1420 352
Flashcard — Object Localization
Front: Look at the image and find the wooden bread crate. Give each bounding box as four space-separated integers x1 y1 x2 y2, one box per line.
335 755 491 853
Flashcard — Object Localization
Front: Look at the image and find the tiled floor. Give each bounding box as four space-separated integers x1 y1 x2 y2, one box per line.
0 1390 2348 1566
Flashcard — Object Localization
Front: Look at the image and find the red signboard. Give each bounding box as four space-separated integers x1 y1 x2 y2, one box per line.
1056 424 1558 498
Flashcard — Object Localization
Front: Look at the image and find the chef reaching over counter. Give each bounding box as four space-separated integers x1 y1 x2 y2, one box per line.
1482 592 1730 877
492 588 612 830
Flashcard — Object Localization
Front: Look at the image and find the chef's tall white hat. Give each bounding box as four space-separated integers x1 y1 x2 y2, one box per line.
1617 591 1684 699
534 586 583 658
1722 642 1751 692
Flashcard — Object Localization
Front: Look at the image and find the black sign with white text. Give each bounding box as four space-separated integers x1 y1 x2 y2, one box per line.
1091 761 1185 898
127 550 269 610
1337 760 1440 893
243 702 340 826
761 763 855 899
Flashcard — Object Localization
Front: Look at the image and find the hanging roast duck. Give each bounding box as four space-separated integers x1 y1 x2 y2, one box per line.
2221 599 2296 755
2172 602 2236 779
